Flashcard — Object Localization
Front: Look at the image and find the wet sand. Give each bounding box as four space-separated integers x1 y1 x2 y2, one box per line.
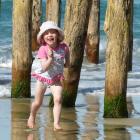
0 94 140 140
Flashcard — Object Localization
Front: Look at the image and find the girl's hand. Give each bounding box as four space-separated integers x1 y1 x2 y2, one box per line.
48 48 53 59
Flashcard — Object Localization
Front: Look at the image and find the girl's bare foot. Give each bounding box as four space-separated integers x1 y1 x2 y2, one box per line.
54 124 62 131
27 115 35 129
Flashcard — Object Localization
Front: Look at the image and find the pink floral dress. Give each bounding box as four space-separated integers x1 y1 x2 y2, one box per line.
31 43 69 85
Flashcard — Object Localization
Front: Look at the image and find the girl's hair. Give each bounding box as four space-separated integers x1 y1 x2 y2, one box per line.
40 35 46 45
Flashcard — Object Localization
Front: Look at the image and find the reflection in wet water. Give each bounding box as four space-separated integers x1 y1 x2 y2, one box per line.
11 99 31 140
104 125 131 140
0 95 140 139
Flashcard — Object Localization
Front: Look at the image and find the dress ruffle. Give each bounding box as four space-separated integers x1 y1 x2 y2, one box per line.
31 73 64 85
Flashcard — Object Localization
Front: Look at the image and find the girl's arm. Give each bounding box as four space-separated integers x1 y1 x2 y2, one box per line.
40 57 52 72
40 48 53 71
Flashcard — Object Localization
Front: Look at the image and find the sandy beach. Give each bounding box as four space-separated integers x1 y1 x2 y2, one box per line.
0 94 140 140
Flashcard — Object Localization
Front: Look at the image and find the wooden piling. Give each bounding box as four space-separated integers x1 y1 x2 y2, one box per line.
62 0 92 107
104 0 131 117
32 0 42 51
12 0 33 98
86 0 100 64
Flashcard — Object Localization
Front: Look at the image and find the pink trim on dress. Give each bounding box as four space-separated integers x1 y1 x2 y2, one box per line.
31 73 64 85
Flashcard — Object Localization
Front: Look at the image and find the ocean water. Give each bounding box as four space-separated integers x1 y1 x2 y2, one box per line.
0 0 140 97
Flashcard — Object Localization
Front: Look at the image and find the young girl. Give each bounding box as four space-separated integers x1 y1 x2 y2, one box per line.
27 21 70 130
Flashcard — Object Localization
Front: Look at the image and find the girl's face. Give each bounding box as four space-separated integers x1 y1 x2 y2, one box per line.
43 29 59 47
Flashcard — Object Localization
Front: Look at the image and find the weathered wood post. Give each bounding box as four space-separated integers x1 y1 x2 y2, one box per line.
12 0 32 98
86 0 100 64
62 0 92 107
103 0 132 117
46 0 61 25
32 0 42 51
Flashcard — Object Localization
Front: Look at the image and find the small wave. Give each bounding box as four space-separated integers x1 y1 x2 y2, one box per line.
0 59 12 68
0 86 11 97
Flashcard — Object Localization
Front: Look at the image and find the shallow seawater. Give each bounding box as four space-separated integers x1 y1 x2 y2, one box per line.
1 94 140 140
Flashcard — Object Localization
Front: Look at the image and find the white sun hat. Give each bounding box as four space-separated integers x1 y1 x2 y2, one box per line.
37 21 64 44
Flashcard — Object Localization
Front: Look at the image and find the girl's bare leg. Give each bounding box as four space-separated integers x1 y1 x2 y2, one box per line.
27 81 47 128
50 82 63 130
